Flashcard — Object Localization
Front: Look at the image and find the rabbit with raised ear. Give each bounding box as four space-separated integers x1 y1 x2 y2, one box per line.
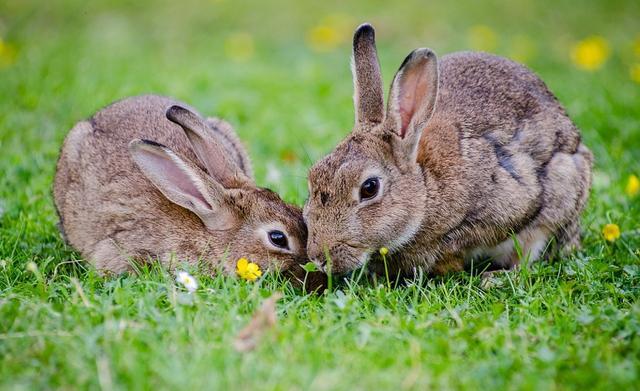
304 24 592 276
54 94 323 287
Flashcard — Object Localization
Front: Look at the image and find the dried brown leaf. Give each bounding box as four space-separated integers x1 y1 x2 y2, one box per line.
233 292 283 352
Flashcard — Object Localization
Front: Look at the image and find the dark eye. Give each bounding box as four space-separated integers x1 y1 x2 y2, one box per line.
359 177 380 201
268 230 289 249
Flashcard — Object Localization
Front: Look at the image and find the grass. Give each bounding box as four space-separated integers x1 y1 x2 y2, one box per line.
1 0 639 389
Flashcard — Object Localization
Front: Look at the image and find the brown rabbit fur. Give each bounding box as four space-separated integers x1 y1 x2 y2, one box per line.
54 94 319 284
304 24 592 276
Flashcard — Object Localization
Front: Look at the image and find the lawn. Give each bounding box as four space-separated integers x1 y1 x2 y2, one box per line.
1 0 639 389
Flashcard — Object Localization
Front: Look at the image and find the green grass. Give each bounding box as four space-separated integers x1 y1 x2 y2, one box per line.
1 0 639 389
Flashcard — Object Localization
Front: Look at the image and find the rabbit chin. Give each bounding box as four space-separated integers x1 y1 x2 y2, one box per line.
330 212 424 275
331 250 370 276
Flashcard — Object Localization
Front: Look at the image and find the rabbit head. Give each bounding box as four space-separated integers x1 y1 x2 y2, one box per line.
130 105 310 277
304 24 439 274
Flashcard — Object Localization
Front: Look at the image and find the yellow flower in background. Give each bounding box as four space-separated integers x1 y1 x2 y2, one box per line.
602 223 621 242
626 174 640 197
307 25 340 52
236 258 262 282
379 247 389 256
630 64 640 84
280 150 298 163
0 37 17 69
467 25 497 52
306 14 352 52
224 32 255 63
633 36 640 57
570 36 610 71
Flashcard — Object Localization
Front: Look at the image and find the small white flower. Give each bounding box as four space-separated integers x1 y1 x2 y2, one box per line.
265 161 283 186
26 261 38 273
0 259 7 269
592 170 610 190
176 271 198 293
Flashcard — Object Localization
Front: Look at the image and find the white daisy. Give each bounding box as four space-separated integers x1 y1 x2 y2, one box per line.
176 271 198 293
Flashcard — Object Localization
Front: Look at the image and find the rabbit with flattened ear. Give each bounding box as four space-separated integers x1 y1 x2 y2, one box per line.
54 95 325 288
304 24 592 276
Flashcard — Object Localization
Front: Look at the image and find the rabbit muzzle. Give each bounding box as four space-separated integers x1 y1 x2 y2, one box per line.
308 237 369 275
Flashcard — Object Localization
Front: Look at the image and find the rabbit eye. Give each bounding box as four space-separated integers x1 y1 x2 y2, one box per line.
360 177 380 201
268 230 289 249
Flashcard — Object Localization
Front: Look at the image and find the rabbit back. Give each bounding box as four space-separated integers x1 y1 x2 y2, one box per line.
53 95 246 271
422 52 592 267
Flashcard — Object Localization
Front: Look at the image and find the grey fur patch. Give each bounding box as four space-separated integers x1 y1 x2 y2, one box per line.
320 192 329 206
88 115 101 133
483 133 523 184
209 125 245 173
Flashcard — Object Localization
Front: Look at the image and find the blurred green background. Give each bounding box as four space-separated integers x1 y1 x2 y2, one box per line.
1 0 639 389
1 0 639 206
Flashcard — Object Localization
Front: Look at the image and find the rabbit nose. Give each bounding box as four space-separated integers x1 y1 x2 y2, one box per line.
316 258 327 273
309 252 327 272
307 243 328 272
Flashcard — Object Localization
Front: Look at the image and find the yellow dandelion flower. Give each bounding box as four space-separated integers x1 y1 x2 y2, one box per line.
467 25 497 53
224 32 254 63
630 64 640 84
379 247 389 256
633 35 640 57
626 174 640 197
307 25 341 52
570 36 610 71
0 37 17 69
306 14 351 52
602 223 621 242
236 257 262 282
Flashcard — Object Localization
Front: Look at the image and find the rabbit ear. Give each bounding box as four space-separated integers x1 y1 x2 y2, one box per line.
129 139 236 231
386 48 439 158
166 105 250 188
352 23 385 127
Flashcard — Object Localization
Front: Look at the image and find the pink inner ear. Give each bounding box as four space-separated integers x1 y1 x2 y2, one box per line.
398 64 429 138
142 150 211 210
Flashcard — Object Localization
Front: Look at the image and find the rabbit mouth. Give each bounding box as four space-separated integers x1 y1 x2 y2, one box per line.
309 239 372 275
326 246 370 276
